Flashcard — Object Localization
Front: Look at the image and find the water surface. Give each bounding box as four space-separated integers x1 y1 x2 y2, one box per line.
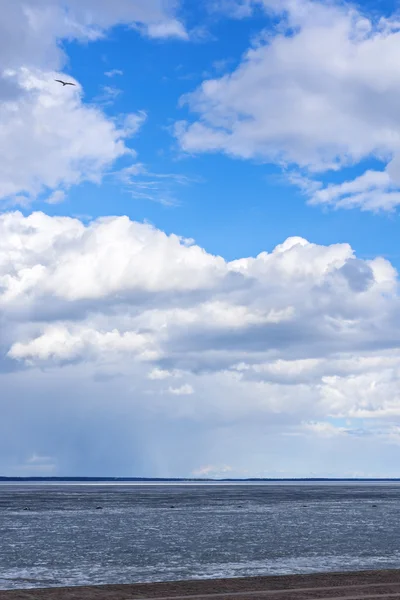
1 482 400 590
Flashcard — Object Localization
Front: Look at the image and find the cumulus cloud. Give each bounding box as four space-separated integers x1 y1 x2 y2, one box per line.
176 0 400 211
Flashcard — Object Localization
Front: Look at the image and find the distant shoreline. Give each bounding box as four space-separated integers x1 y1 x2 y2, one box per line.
1 477 400 482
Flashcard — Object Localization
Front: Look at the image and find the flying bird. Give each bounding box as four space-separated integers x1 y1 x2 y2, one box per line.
55 79 76 87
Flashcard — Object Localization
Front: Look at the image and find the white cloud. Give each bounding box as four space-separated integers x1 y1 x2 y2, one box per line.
176 0 400 211
0 211 395 333
0 212 226 306
306 169 400 212
146 20 188 40
9 325 158 364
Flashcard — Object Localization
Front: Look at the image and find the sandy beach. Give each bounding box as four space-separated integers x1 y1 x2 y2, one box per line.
3 570 400 600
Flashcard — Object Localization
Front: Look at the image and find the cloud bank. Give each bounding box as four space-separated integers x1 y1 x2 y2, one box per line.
1 211 400 476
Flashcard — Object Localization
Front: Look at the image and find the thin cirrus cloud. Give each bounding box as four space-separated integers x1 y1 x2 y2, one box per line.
117 162 196 206
176 0 400 212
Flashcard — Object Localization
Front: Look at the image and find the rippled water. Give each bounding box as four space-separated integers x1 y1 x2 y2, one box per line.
1 482 400 590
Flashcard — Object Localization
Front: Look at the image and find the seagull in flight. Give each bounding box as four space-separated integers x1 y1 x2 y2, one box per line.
55 79 76 87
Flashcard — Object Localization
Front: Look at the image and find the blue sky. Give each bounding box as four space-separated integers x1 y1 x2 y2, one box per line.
2 0 400 478
37 6 400 265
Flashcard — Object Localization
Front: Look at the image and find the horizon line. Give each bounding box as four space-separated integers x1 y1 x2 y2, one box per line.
1 476 400 482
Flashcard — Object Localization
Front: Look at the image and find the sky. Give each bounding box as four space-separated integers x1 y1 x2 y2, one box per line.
2 0 400 478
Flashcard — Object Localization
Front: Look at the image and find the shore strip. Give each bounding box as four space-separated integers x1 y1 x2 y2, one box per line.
3 569 400 600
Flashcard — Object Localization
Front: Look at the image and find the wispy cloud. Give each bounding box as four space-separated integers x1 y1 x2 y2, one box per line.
104 69 123 78
117 163 196 206
93 85 123 106
46 190 67 205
